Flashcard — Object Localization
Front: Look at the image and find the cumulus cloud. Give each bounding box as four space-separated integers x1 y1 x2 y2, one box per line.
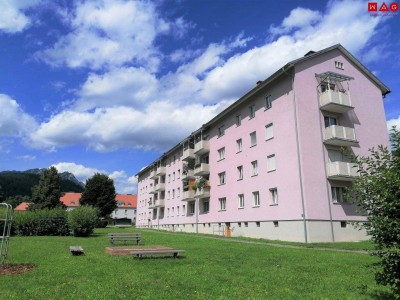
0 0 41 33
0 94 38 137
52 162 136 194
36 0 186 71
387 116 400 130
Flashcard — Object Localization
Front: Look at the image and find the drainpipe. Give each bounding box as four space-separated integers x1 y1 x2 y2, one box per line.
282 67 308 243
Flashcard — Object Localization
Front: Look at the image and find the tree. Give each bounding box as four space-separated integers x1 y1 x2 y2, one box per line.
0 185 4 203
29 167 65 210
350 127 400 297
80 173 116 218
5 195 29 208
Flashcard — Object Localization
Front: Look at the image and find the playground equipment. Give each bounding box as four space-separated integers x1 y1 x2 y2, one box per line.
0 203 13 264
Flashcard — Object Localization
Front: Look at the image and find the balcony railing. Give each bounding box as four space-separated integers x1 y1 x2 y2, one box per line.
149 185 157 194
156 166 166 176
327 162 358 181
194 163 210 176
323 125 358 147
148 201 156 209
182 190 195 201
195 186 210 199
155 199 165 207
182 169 194 180
150 170 157 179
194 140 210 155
182 148 195 161
320 90 353 113
155 183 165 191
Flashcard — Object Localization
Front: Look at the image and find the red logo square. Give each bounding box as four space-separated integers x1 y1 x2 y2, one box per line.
368 2 378 11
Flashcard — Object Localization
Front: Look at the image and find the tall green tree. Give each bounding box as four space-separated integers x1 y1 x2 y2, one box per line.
0 185 4 203
80 173 116 218
351 127 400 297
29 167 65 210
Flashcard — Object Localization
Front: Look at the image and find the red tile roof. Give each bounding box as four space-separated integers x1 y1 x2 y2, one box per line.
15 202 31 211
115 194 137 208
60 192 81 207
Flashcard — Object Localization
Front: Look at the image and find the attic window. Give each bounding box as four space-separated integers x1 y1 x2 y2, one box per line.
71 201 75 205
128 203 131 206
335 61 344 70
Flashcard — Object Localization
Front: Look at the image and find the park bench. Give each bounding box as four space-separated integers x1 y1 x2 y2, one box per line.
69 246 84 256
130 249 185 259
108 233 142 245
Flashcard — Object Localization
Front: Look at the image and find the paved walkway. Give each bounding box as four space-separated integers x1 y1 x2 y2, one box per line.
143 228 370 254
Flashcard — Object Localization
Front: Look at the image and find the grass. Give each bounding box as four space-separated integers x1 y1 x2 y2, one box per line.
0 227 392 299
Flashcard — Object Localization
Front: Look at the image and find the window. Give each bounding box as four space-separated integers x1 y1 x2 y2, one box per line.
189 202 195 215
321 83 335 93
256 222 260 227
219 197 226 211
171 207 174 216
177 187 180 197
265 94 272 109
335 61 343 69
173 172 175 181
236 139 242 153
251 160 258 176
168 174 171 183
172 189 175 199
238 194 244 208
324 115 338 128
218 125 225 137
177 169 180 179
218 172 226 185
253 191 260 207
203 200 209 213
265 123 273 140
177 206 180 216
250 131 257 147
273 221 279 227
340 221 347 228
236 114 242 126
267 155 276 172
270 188 278 204
249 104 255 118
182 205 186 216
331 186 345 203
168 191 170 199
218 147 225 160
237 165 243 180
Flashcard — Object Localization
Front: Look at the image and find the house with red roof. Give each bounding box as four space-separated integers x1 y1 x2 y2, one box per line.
15 202 30 211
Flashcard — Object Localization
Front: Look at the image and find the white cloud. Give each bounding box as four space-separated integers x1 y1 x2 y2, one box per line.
52 162 136 194
387 116 400 130
0 0 41 33
37 0 184 71
0 94 38 137
16 155 36 161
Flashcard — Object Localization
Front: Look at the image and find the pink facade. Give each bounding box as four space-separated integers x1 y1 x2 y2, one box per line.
136 45 390 242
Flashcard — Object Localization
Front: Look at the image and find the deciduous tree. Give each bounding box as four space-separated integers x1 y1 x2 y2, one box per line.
80 173 116 218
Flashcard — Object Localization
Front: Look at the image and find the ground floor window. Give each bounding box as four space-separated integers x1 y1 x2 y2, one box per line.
219 197 226 211
188 202 195 215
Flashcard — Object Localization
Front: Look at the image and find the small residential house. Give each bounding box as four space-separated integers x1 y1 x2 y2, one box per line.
15 202 30 211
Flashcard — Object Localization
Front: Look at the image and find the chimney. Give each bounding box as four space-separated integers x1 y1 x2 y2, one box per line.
256 80 262 85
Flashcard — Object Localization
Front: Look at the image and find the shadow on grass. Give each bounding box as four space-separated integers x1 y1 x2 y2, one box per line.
133 256 186 260
369 290 395 300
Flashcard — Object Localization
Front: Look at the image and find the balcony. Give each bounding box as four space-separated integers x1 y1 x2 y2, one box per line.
150 170 157 179
148 201 156 209
323 125 358 147
195 187 210 199
182 148 195 161
149 185 157 194
194 163 210 176
182 169 195 180
194 140 210 155
155 182 165 191
182 190 195 201
155 199 165 207
320 90 353 113
327 162 358 181
156 166 166 176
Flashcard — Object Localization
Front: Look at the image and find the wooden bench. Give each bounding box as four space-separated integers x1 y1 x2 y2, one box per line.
108 233 142 245
130 249 185 259
69 246 84 256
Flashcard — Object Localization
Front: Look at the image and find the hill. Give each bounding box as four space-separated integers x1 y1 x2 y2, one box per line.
0 170 85 198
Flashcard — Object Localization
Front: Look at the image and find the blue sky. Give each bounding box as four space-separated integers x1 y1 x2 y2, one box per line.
0 0 399 193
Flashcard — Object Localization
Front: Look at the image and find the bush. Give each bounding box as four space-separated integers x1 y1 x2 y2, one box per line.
13 209 69 236
96 219 108 228
68 206 98 237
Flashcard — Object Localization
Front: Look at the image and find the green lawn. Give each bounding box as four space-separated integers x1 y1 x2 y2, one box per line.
0 227 392 299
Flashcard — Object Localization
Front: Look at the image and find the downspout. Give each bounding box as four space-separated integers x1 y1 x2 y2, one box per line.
282 66 308 243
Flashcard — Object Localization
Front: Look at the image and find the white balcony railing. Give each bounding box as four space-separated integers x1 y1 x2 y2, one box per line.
182 169 194 180
194 140 210 155
182 190 195 201
194 163 210 176
182 148 195 161
323 125 358 147
195 186 210 198
150 170 157 179
320 90 353 113
327 162 358 181
155 183 165 191
155 199 165 207
156 166 166 176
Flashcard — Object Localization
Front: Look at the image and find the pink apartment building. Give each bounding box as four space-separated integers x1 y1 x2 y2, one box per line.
135 44 390 243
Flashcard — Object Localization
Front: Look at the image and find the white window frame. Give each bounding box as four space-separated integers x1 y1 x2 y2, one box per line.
218 147 225 161
238 194 244 208
265 123 273 140
236 114 242 126
249 105 255 118
219 197 226 211
265 94 272 109
267 154 276 172
252 191 260 207
218 125 225 137
250 131 257 147
237 165 243 180
331 186 345 203
236 139 243 153
218 172 226 185
251 160 258 176
270 188 278 205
